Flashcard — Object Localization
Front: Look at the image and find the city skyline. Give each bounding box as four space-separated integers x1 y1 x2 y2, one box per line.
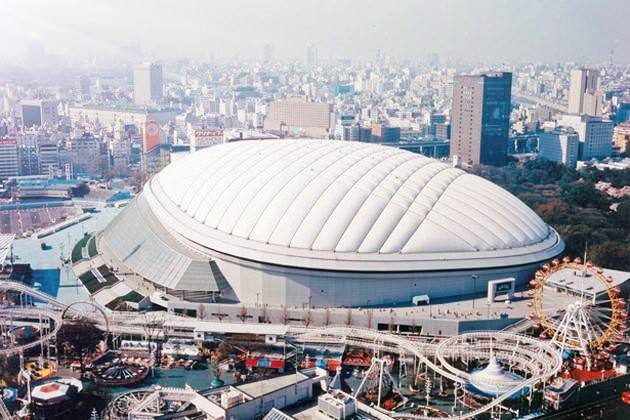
2 0 630 69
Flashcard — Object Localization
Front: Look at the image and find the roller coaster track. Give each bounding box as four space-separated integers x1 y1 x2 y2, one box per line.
0 398 11 420
290 325 562 420
0 307 62 357
0 281 167 336
0 283 564 420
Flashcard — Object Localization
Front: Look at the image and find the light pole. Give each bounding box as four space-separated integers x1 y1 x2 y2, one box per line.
471 275 478 310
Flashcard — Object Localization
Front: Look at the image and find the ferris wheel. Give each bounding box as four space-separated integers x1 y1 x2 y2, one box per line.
528 256 627 364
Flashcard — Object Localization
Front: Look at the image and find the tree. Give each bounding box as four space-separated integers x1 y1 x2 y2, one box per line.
238 305 249 323
303 309 312 327
197 304 207 320
366 310 374 329
616 200 630 229
324 308 331 326
536 200 570 225
388 311 396 333
281 305 289 325
259 304 269 323
0 355 21 386
344 308 353 326
589 241 630 271
58 319 104 378
561 181 607 209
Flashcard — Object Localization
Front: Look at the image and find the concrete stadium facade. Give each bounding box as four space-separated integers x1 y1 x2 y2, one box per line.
101 140 564 307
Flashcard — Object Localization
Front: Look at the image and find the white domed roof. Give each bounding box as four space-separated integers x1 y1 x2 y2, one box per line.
468 357 526 397
145 140 562 271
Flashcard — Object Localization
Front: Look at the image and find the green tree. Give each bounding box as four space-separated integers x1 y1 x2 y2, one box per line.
589 241 630 271
58 319 104 377
561 181 607 209
616 200 630 229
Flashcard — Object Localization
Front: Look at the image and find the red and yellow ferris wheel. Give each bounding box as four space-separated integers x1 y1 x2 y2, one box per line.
527 256 627 354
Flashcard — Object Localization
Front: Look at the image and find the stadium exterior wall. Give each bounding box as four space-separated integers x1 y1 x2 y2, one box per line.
100 190 563 307
207 249 549 307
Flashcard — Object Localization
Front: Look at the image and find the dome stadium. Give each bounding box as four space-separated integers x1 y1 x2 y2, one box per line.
100 140 564 307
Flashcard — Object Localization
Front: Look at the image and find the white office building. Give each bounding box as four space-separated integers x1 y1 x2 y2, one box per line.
557 114 613 160
133 62 163 105
568 68 602 116
538 129 580 168
0 138 20 179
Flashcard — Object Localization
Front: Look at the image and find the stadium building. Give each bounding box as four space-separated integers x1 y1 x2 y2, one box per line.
99 140 564 307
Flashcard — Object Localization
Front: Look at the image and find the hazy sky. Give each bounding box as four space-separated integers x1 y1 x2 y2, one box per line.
2 0 629 65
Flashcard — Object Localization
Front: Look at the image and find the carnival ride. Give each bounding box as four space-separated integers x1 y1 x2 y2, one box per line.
0 276 617 420
529 257 627 367
290 326 563 419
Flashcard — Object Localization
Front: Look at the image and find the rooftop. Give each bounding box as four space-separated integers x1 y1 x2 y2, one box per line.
237 372 310 398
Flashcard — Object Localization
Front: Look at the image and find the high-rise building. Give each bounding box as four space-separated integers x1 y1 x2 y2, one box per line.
568 68 602 116
75 75 91 98
613 123 630 154
263 43 275 64
0 138 19 179
450 72 512 166
67 133 102 177
614 102 630 124
435 123 451 141
39 142 60 177
538 129 580 169
110 138 132 177
133 62 163 105
306 44 318 71
557 114 613 160
263 98 331 138
20 99 59 128
371 123 401 143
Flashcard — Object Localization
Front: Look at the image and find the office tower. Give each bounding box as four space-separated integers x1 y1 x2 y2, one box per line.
263 43 275 64
67 133 101 177
110 138 132 177
20 99 59 128
429 113 447 136
538 129 580 169
0 138 19 178
39 142 60 177
371 123 401 143
450 72 512 167
306 44 318 71
613 123 630 154
614 102 630 124
18 143 39 176
75 75 91 97
557 114 613 160
568 68 602 116
264 98 332 138
435 123 451 141
133 62 163 105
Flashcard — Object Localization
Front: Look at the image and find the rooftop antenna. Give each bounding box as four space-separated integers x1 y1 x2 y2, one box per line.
583 241 588 272
581 241 588 301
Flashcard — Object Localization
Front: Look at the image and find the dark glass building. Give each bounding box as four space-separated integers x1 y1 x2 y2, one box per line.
450 72 512 166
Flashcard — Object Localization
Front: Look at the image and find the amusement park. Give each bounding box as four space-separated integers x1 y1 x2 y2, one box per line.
0 141 629 419
1 250 630 419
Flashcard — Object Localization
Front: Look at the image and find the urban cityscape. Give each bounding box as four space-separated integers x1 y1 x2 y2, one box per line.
1 1 630 419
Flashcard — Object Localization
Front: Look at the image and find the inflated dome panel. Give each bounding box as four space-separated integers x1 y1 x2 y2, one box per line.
155 140 550 255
